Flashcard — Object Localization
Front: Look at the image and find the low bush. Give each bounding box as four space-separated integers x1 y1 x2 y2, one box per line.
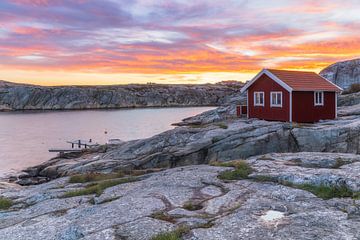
343 83 360 94
0 197 13 210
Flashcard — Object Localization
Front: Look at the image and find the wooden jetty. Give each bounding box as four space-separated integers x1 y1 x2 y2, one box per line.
49 139 99 155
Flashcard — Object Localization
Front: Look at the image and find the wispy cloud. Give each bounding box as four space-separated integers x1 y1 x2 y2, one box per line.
0 0 360 85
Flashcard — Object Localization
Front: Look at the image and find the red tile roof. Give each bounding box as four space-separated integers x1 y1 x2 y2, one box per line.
267 69 342 92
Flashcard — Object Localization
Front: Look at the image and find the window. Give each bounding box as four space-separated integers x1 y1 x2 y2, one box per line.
314 91 324 106
270 92 282 107
254 92 264 106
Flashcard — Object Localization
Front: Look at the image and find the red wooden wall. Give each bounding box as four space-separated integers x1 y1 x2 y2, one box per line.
248 74 290 122
292 91 336 123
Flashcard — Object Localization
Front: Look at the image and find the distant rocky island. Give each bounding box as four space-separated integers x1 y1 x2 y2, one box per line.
0 80 242 111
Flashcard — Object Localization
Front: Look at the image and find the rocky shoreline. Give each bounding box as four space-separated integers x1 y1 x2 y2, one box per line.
1 89 360 239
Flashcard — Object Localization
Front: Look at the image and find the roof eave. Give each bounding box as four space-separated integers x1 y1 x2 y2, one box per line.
240 69 293 93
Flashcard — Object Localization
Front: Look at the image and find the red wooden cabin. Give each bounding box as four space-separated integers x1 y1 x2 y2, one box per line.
240 69 343 123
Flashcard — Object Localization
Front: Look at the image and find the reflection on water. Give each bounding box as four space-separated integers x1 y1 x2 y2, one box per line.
0 107 214 176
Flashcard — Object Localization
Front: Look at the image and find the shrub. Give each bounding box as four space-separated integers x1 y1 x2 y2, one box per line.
0 197 13 210
62 177 138 198
343 83 360 94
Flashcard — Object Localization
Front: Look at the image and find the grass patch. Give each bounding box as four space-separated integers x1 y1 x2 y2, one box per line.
0 197 13 210
215 123 228 129
197 221 215 228
62 177 138 198
151 226 189 240
150 211 176 223
249 175 360 200
69 171 125 183
183 202 203 211
295 184 355 200
213 161 253 180
69 169 163 184
252 175 276 182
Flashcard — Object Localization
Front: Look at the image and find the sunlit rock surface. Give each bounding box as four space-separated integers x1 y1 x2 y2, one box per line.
1 163 359 239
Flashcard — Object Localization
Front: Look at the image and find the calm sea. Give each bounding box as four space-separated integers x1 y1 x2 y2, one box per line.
0 107 214 177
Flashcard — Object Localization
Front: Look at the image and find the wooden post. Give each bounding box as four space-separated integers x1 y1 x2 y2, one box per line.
78 140 81 148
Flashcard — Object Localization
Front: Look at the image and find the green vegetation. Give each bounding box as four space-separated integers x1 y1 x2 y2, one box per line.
0 197 13 210
183 201 203 211
69 172 125 183
150 211 176 223
343 83 360 94
295 184 355 200
332 158 346 169
69 169 163 184
151 226 189 240
213 161 253 180
62 177 138 198
253 175 275 182
252 174 359 200
215 123 228 129
197 221 215 229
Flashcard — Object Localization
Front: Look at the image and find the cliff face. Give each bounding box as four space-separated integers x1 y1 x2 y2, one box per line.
0 81 240 111
320 58 360 90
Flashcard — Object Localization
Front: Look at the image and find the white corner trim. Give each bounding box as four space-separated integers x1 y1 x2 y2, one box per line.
335 92 337 118
240 69 293 93
246 90 249 118
289 91 292 122
314 91 324 106
254 91 265 106
270 91 283 107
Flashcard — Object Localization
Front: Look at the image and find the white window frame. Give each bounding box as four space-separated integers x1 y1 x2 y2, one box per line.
314 91 324 106
270 91 283 107
254 91 264 106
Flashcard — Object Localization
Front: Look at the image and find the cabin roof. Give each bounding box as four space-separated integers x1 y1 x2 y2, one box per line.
241 69 343 93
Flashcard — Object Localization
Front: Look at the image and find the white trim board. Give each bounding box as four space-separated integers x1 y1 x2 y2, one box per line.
240 69 293 93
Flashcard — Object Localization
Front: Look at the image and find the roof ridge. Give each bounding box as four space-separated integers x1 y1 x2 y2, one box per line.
266 69 317 74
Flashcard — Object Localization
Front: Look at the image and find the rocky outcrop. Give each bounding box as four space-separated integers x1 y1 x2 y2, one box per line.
15 111 360 184
0 80 241 111
1 157 360 239
338 91 360 106
320 58 360 90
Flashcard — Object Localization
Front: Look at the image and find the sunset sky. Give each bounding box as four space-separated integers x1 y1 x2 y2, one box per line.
1 0 360 85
